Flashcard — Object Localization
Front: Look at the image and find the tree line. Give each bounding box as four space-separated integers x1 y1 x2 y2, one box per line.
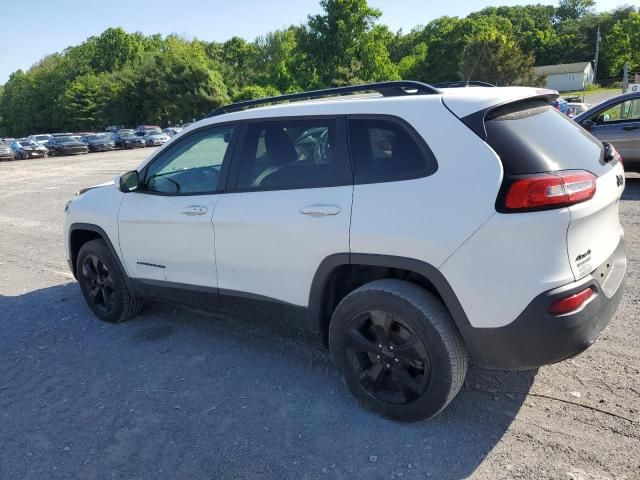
0 0 638 136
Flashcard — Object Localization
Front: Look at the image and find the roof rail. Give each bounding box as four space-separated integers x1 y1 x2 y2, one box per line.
433 80 497 88
207 80 441 117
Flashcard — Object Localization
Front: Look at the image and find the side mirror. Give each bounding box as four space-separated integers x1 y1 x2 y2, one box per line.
119 170 140 193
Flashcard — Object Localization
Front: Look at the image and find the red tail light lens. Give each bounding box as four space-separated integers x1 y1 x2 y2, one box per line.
549 287 594 315
504 170 596 211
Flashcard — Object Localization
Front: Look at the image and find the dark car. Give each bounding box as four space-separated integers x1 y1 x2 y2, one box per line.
114 130 146 149
11 140 48 159
0 141 15 161
46 136 89 156
574 91 640 171
82 133 115 152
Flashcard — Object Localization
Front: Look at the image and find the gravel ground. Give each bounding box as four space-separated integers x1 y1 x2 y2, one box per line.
0 149 638 480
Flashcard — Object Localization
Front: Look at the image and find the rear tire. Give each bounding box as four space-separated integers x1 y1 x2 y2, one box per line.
329 279 467 421
76 239 143 323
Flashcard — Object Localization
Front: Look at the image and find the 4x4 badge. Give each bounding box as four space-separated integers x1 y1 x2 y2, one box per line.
616 174 624 187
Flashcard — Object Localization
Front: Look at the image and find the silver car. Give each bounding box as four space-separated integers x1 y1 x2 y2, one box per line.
574 92 640 171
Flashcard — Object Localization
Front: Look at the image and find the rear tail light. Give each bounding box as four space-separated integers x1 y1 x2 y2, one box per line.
549 287 594 315
503 170 596 212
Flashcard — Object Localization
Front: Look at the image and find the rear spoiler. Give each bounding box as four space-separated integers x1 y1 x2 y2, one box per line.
458 92 559 141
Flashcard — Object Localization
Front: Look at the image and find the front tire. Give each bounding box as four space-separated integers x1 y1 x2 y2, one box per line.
329 279 467 421
76 239 143 323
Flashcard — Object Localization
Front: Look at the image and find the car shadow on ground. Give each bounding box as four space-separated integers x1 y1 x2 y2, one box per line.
622 176 640 201
0 283 535 480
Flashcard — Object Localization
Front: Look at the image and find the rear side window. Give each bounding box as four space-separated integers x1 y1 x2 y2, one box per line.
235 118 347 191
348 118 435 184
485 101 605 175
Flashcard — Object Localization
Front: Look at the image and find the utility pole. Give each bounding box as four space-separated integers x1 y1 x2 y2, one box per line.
622 62 629 93
593 25 601 85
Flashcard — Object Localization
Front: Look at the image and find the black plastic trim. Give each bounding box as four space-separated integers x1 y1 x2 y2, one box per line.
68 223 133 291
207 81 441 117
308 253 473 342
131 278 221 307
465 238 627 369
308 246 626 370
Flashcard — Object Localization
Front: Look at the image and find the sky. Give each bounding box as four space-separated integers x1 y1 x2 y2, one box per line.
0 0 629 85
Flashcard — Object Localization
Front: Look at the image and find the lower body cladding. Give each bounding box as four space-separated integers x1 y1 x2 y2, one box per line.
459 238 626 370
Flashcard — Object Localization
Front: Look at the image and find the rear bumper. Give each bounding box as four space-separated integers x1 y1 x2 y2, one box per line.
465 237 626 370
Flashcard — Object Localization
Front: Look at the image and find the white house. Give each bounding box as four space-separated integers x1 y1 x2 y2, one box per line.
533 62 595 92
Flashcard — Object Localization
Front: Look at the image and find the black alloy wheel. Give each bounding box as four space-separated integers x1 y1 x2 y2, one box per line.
345 309 430 405
76 239 143 323
329 279 468 421
81 254 116 315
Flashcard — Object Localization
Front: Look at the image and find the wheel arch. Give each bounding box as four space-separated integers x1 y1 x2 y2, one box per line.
69 223 130 287
309 253 474 350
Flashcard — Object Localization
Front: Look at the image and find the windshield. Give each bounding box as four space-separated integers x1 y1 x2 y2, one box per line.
120 132 136 138
35 135 50 141
87 135 107 141
19 141 36 147
57 137 77 143
149 130 163 136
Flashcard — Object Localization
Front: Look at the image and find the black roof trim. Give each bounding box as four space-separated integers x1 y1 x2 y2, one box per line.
206 81 441 118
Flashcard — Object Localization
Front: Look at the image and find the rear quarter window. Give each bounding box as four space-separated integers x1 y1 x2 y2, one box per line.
485 101 606 175
348 117 436 184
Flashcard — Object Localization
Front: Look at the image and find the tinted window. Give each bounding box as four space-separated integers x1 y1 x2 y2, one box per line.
236 119 341 190
145 125 234 195
594 98 640 124
485 101 605 175
348 118 432 183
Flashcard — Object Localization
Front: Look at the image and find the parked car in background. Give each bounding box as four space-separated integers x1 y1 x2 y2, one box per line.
0 141 15 161
574 91 640 171
567 102 591 118
82 133 115 152
135 125 162 135
27 134 53 147
163 127 182 137
11 139 48 159
51 132 74 138
139 129 171 147
46 136 89 156
113 130 146 149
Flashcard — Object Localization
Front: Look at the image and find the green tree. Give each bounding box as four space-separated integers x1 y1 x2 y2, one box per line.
459 16 540 86
600 11 640 79
299 0 398 86
232 85 281 102
556 0 596 22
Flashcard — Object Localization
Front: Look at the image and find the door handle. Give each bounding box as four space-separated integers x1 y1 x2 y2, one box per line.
180 205 208 216
622 125 639 131
300 205 341 217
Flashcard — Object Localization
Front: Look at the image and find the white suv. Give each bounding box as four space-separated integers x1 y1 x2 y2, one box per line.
64 81 627 421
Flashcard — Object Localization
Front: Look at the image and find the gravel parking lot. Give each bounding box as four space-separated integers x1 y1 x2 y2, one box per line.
0 149 639 480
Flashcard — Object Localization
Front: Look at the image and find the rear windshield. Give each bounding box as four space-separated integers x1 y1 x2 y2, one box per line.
485 100 606 175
